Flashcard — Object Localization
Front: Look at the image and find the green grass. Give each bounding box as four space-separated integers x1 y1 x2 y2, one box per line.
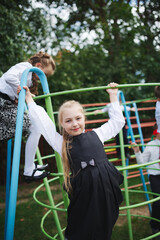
0 182 67 240
112 216 152 240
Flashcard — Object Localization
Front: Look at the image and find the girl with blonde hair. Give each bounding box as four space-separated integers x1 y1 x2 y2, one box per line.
23 82 125 239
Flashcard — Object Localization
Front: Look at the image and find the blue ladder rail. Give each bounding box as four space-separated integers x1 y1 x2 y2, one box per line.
118 90 152 214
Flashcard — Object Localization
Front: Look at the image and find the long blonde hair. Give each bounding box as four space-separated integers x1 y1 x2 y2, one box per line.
58 100 85 192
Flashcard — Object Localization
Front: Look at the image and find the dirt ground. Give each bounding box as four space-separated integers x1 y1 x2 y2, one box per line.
116 205 150 226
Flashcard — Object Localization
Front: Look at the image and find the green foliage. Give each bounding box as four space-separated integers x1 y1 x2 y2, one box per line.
0 0 49 73
1 0 160 102
47 46 112 109
47 0 160 102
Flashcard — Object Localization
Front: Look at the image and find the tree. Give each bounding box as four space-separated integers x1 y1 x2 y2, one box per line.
0 0 51 73
135 0 160 83
49 0 160 89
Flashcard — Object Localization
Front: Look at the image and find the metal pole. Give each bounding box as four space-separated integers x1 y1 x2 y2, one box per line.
4 139 12 239
119 129 133 240
118 91 151 214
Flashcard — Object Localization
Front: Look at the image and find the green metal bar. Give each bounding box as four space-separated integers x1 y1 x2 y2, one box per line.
46 97 155 115
34 153 55 161
52 95 155 116
118 159 160 171
118 214 160 240
141 233 160 240
128 134 140 139
34 83 159 100
105 134 139 143
104 143 160 149
120 191 160 210
33 171 67 211
119 129 133 240
41 209 66 240
34 94 69 240
44 95 69 209
144 167 160 171
36 149 64 240
85 95 155 115
119 214 160 223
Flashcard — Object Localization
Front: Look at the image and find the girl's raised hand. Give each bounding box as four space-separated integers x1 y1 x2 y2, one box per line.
106 82 119 103
106 82 119 95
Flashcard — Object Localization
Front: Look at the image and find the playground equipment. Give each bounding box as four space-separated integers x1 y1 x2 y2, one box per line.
4 67 68 240
3 70 160 240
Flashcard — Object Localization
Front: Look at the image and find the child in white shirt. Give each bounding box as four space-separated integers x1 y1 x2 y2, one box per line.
0 52 56 182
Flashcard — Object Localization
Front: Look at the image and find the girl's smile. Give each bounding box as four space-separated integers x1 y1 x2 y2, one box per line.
72 128 79 131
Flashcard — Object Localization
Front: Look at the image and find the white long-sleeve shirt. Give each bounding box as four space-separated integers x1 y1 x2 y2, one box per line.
28 101 125 157
135 139 160 175
155 101 160 133
0 62 32 100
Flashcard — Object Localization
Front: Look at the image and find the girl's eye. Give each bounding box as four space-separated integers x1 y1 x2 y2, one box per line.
66 120 71 123
77 117 81 120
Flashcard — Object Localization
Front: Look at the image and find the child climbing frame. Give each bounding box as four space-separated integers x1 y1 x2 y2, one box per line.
4 73 160 240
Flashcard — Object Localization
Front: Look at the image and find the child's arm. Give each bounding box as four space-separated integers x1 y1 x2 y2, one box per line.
94 105 110 115
23 86 63 155
93 83 125 142
121 106 135 112
4 63 32 100
131 142 150 164
101 104 111 113
94 109 103 115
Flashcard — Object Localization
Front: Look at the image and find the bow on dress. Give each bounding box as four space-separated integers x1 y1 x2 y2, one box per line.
81 159 95 169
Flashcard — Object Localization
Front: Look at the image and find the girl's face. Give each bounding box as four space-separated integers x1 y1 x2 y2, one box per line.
41 64 54 77
61 106 85 136
35 63 54 78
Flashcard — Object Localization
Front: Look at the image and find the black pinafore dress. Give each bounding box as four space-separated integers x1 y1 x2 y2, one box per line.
65 131 123 240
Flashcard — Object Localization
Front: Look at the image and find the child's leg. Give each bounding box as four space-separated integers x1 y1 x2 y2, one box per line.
24 130 41 176
24 128 50 182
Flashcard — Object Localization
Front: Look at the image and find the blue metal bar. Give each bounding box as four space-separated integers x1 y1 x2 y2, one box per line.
117 91 133 239
5 67 48 240
133 102 145 151
5 139 12 239
126 109 131 170
133 102 152 213
118 90 151 214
